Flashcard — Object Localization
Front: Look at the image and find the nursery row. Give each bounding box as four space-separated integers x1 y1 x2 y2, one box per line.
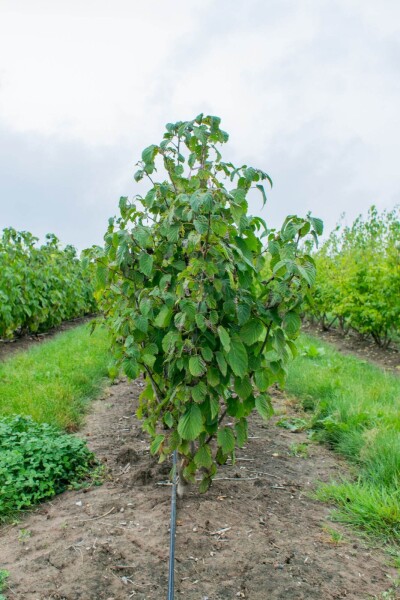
0 228 96 338
306 206 400 348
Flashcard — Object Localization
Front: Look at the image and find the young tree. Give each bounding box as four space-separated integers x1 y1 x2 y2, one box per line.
95 114 322 494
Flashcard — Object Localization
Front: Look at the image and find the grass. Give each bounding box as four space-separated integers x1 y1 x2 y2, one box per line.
0 324 111 430
286 333 400 545
0 570 9 600
289 442 310 458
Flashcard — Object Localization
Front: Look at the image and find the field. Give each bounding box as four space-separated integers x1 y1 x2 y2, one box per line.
0 323 399 599
0 117 399 599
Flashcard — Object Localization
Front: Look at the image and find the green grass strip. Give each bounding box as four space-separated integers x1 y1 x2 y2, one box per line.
286 333 400 545
0 324 111 430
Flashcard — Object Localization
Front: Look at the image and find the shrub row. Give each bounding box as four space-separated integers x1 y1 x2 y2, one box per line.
306 206 400 347
0 228 96 338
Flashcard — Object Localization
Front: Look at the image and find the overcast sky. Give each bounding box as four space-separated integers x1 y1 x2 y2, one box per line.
0 0 399 249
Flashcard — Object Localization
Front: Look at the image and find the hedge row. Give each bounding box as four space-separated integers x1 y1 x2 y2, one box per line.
306 207 400 348
0 228 96 338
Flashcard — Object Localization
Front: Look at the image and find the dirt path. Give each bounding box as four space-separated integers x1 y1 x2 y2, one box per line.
0 380 397 600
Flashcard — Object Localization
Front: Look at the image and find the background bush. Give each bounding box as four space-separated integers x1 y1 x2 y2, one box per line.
306 206 400 347
0 228 96 338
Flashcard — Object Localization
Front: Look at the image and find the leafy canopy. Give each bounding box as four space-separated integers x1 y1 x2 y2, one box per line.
305 206 400 348
95 114 322 492
0 228 96 338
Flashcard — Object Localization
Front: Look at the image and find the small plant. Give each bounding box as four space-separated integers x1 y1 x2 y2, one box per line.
68 463 106 490
96 114 322 494
277 417 308 432
0 570 9 600
370 577 400 600
0 415 96 517
18 528 31 542
289 442 309 458
322 525 345 545
301 344 325 359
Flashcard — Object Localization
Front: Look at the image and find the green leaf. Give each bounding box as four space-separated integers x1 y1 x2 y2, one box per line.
191 381 208 403
199 476 212 493
139 298 152 316
138 252 153 277
122 358 139 380
195 314 207 330
209 396 219 420
227 396 242 417
234 376 253 400
180 299 197 320
96 264 107 288
256 184 267 206
163 412 174 428
142 144 157 164
254 369 271 392
286 339 298 358
134 315 148 333
243 395 255 416
177 404 203 440
217 426 235 454
142 353 156 368
282 311 301 337
235 419 248 447
255 394 273 421
297 263 316 286
244 166 256 181
310 216 324 236
150 434 165 455
217 325 231 351
194 217 209 234
194 445 213 468
189 356 206 377
237 303 251 325
162 331 180 353
182 460 196 482
207 367 220 387
201 346 213 362
154 305 173 328
167 224 180 243
215 351 227 377
133 225 152 247
239 319 265 346
226 335 248 378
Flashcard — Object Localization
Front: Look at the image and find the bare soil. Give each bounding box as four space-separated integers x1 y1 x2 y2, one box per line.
303 323 400 375
0 379 397 600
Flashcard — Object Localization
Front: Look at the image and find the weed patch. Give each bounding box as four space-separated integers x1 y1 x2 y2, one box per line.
0 415 96 519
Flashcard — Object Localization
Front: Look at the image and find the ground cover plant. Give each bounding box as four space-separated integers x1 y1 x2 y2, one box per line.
95 114 322 494
0 323 110 429
0 569 8 600
0 228 96 338
306 206 400 348
0 415 96 519
286 333 400 544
